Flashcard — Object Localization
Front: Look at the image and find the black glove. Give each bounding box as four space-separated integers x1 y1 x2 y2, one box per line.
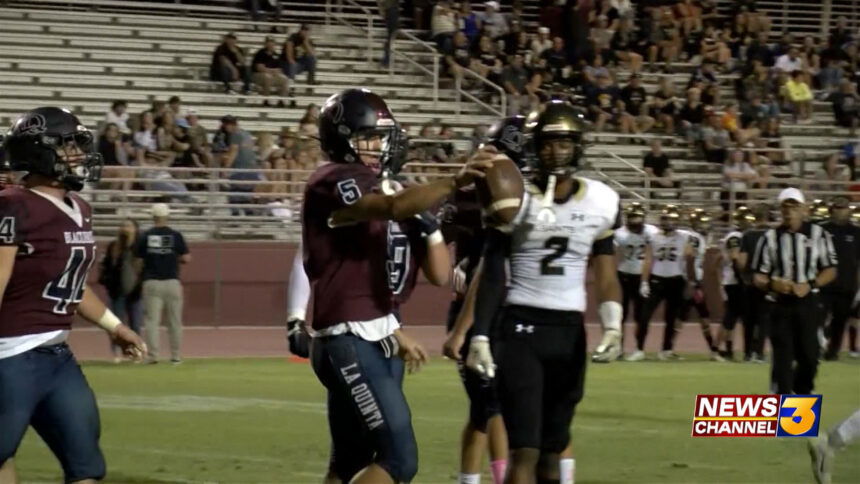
414 210 440 238
286 318 310 358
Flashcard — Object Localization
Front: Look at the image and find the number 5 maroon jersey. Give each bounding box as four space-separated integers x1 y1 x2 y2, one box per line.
0 186 97 337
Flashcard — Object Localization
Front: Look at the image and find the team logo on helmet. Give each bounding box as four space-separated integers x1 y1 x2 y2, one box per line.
499 125 524 154
18 113 47 135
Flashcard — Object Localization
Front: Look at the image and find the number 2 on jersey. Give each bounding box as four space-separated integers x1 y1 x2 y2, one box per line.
540 237 569 275
43 246 95 315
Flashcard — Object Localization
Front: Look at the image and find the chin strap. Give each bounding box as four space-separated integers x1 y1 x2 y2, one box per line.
537 173 557 223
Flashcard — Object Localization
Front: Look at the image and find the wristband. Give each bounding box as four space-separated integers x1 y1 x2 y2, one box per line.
426 230 444 245
98 310 122 334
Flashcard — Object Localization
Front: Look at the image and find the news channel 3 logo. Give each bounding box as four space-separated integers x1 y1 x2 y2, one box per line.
777 395 823 437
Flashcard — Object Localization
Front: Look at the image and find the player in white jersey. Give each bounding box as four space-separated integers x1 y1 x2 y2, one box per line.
679 209 721 359
466 101 623 484
609 202 659 360
629 205 695 361
715 207 754 361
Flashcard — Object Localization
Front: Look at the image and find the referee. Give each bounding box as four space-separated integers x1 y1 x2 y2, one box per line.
820 196 860 360
753 188 837 394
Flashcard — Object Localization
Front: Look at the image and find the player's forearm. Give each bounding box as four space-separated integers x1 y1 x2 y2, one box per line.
422 239 451 286
452 263 482 336
389 177 459 221
78 286 112 327
817 267 837 288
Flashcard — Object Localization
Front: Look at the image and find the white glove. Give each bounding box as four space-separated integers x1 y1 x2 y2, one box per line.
466 336 495 378
639 281 650 299
592 328 621 363
452 260 468 295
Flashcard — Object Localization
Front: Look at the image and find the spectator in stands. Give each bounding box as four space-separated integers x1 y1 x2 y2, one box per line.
155 112 191 164
782 70 813 123
210 33 251 95
246 0 282 32
458 2 480 43
698 27 731 69
586 73 623 132
815 153 851 194
378 0 399 67
675 0 703 36
741 61 776 102
819 57 845 97
538 0 564 38
650 77 679 136
649 8 680 72
831 79 860 135
702 111 732 164
138 203 189 365
444 31 473 82
255 131 278 165
134 111 174 167
501 53 533 115
185 110 212 168
298 103 319 137
167 96 185 118
701 83 722 108
679 87 707 143
610 16 644 73
741 94 779 128
689 60 718 88
151 100 168 122
757 116 787 167
171 118 205 178
720 148 757 211
584 54 610 85
477 1 508 40
722 102 759 144
774 46 806 81
99 123 133 169
744 31 775 69
531 27 552 62
473 34 504 85
773 32 795 58
99 219 142 363
106 100 130 135
540 37 570 81
589 16 615 60
253 36 289 107
431 0 457 52
620 74 655 136
284 24 317 85
643 140 678 191
829 16 854 49
506 29 533 64
221 116 264 215
800 36 821 76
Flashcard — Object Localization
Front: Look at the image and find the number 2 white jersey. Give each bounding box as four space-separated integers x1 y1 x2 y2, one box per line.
650 230 690 278
504 177 620 312
615 224 660 275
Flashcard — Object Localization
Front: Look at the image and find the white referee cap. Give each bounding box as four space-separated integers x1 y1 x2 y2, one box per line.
777 187 805 204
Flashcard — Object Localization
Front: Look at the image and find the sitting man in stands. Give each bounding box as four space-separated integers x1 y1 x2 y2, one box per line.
585 72 623 132
210 33 251 95
830 79 860 136
701 110 731 164
283 24 317 85
620 74 656 136
501 53 534 115
253 36 289 107
444 31 473 83
105 100 130 135
643 140 680 195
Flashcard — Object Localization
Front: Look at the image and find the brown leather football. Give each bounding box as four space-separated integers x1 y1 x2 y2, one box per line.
474 154 524 225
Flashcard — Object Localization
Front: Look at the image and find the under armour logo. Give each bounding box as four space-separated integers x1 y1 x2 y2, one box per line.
570 213 585 221
515 323 534 333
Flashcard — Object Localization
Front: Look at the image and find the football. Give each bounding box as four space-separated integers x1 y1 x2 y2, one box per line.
474 153 524 225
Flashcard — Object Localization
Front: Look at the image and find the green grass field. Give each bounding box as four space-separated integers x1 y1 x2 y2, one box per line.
15 356 860 484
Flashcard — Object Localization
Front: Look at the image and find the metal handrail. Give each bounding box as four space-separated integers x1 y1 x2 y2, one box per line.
325 0 375 63
455 68 506 117
391 29 440 106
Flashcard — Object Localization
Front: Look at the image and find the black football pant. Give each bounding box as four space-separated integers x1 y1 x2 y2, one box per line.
823 290 854 358
721 284 744 332
742 285 771 358
637 275 686 351
618 271 645 324
769 296 820 394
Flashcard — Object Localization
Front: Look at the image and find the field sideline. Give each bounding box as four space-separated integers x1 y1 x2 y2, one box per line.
15 356 860 484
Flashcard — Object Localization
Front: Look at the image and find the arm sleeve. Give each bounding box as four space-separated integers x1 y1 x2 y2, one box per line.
472 228 510 337
286 241 312 320
0 197 22 246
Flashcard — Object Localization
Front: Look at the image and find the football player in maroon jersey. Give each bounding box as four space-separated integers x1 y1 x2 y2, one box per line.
0 107 146 484
303 89 491 484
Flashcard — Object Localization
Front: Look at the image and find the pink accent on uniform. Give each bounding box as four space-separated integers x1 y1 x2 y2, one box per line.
490 459 507 484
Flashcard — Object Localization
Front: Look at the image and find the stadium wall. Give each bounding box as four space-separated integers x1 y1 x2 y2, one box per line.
84 242 726 326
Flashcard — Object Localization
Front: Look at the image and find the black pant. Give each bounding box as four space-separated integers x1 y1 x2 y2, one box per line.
212 62 251 92
637 275 686 351
722 284 744 331
769 296 821 395
618 271 645 325
822 290 854 358
743 285 771 357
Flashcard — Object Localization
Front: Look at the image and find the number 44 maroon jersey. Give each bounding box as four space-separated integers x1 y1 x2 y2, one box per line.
0 186 97 338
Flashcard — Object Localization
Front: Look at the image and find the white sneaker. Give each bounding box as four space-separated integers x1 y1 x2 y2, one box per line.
710 352 725 362
849 351 860 359
807 434 834 484
658 350 684 361
625 350 646 361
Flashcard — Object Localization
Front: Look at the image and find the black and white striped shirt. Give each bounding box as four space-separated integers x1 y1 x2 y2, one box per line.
753 222 838 284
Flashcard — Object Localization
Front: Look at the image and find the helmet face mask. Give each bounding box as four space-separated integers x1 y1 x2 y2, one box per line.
3 107 103 191
524 101 586 179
